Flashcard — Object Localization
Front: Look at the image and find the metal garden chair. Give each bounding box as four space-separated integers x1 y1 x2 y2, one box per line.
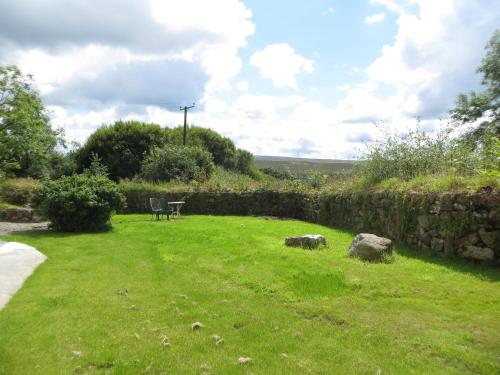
149 197 173 220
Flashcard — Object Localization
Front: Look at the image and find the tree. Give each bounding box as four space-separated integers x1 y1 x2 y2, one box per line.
169 126 238 169
140 144 214 182
0 65 61 177
75 120 169 180
450 30 500 143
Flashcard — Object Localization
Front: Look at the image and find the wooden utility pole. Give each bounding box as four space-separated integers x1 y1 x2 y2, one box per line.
180 103 195 146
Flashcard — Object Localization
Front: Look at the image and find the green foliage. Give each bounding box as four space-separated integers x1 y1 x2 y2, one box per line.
140 144 214 183
450 30 499 144
75 120 169 180
47 151 77 180
0 65 62 178
32 174 125 231
235 148 258 176
0 177 39 205
357 126 456 183
260 167 296 180
169 126 237 169
304 171 328 189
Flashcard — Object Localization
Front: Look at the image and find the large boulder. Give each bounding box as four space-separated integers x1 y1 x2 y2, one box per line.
285 235 327 249
348 233 392 261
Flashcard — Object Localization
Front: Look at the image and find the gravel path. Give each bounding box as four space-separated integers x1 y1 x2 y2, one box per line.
0 221 49 236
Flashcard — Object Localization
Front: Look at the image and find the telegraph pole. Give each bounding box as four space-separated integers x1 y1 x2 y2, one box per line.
180 103 195 146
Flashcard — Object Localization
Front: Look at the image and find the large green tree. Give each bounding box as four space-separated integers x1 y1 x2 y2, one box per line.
450 30 500 143
0 65 61 177
75 120 169 180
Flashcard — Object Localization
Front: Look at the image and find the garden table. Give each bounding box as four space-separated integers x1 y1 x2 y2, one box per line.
168 201 185 218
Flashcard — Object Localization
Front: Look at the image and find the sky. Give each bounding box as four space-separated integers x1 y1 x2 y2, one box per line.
0 0 498 159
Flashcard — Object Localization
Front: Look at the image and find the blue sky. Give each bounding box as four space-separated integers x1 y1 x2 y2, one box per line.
0 0 498 158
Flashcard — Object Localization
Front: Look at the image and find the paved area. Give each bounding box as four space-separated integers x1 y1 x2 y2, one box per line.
0 241 47 310
0 221 49 235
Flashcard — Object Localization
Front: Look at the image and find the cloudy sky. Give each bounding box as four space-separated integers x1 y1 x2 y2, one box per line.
0 0 498 158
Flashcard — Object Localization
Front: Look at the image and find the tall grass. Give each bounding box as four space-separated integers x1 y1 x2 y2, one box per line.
355 123 498 184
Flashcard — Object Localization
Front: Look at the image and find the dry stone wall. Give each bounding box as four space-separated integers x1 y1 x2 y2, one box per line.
121 188 499 263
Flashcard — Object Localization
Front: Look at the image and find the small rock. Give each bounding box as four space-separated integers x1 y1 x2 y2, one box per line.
238 357 252 365
192 322 204 330
160 335 170 347
200 363 210 370
212 334 222 342
117 289 128 296
71 350 83 357
285 235 327 249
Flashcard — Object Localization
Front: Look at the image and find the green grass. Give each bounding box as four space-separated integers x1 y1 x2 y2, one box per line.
0 215 499 374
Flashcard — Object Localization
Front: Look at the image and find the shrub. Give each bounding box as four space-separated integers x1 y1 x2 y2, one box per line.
140 144 214 183
75 121 169 180
0 178 39 205
169 126 238 169
260 167 296 180
235 149 259 177
32 174 125 231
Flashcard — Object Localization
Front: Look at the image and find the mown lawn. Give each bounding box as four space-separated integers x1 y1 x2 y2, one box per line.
0 215 499 375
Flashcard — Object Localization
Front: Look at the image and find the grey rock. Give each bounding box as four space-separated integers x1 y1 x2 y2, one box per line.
478 228 498 249
459 246 494 261
431 238 444 252
348 233 392 261
417 215 432 230
457 233 479 247
285 235 327 249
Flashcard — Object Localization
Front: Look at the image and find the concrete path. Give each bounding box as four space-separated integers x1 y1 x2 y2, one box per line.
0 240 47 310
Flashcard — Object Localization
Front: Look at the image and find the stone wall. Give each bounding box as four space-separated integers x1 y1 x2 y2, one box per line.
121 188 499 263
317 191 499 262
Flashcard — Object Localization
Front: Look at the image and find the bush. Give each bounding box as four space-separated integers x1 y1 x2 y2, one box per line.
169 126 238 169
140 144 214 182
235 149 258 177
32 174 125 231
75 121 169 180
0 178 39 205
260 167 296 180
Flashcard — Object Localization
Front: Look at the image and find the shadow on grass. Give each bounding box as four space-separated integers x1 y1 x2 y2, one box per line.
394 244 500 282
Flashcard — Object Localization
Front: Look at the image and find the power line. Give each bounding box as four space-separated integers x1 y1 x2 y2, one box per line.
179 103 195 146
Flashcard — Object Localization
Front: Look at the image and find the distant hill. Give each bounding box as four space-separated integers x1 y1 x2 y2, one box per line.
254 155 358 174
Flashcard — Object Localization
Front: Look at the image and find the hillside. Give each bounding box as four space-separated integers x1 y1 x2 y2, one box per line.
255 155 358 174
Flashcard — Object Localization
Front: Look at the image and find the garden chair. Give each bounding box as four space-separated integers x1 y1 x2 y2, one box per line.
149 197 173 221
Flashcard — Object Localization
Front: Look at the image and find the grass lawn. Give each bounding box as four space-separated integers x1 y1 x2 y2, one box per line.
0 215 499 375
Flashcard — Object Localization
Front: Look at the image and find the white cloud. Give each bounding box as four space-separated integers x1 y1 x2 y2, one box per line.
365 13 386 24
249 44 314 89
370 0 404 13
321 8 335 16
342 0 500 123
0 0 255 141
236 81 249 91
